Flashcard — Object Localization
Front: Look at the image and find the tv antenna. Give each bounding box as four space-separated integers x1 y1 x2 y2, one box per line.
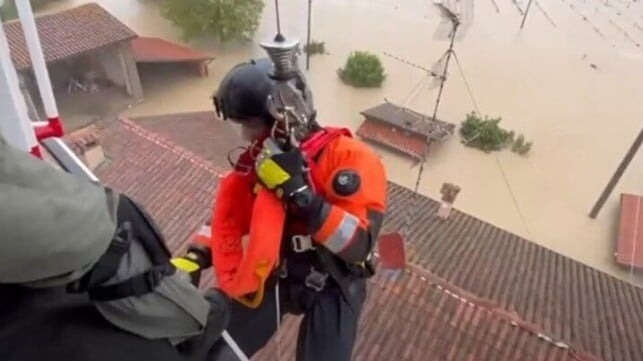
397 0 475 240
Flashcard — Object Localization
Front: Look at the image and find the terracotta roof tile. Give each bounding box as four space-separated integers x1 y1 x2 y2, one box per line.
356 118 429 159
253 262 600 361
3 3 137 70
125 111 643 361
132 111 240 169
76 117 225 251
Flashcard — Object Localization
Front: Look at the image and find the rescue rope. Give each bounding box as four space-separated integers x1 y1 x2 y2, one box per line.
274 0 282 35
222 331 250 361
275 280 283 361
271 3 284 359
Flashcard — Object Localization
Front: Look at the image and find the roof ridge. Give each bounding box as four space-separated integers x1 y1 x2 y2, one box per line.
118 117 226 179
393 259 602 361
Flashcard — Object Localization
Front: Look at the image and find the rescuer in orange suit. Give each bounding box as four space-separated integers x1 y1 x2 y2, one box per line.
197 58 388 361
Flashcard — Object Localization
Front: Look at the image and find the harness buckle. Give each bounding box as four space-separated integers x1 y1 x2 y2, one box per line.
279 260 288 279
304 267 328 292
291 234 315 253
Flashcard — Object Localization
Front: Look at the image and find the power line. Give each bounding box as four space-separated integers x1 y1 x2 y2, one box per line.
520 0 535 29
534 1 558 28
511 0 525 15
450 49 532 238
494 153 533 238
452 52 480 114
383 52 437 75
489 0 501 14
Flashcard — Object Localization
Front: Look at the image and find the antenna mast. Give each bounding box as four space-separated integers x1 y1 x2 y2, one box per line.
401 2 463 239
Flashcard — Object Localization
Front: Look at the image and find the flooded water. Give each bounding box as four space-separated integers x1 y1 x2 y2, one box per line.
41 0 643 283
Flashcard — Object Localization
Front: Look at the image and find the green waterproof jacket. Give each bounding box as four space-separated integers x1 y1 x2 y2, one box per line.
0 133 117 287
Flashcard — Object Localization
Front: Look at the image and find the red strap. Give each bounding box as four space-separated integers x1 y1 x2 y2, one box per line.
300 127 352 193
301 127 352 161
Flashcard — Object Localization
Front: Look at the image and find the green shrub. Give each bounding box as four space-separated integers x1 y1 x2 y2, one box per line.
460 112 511 152
304 40 326 56
460 112 532 155
1 0 60 21
338 51 386 88
511 134 532 155
161 0 264 42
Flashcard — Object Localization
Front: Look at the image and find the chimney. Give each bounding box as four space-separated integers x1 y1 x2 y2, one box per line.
437 182 461 220
67 125 106 170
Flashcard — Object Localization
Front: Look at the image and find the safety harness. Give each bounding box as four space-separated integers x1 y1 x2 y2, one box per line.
209 127 375 312
67 194 176 301
287 127 375 313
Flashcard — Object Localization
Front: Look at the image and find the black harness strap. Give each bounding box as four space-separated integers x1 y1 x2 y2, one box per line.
68 194 176 302
315 249 358 312
88 265 175 302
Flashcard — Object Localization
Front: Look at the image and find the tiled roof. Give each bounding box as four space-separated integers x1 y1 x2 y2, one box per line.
385 184 643 361
4 3 137 70
67 117 225 252
356 118 428 159
360 101 455 141
128 111 643 361
131 37 214 63
132 111 239 170
254 262 600 361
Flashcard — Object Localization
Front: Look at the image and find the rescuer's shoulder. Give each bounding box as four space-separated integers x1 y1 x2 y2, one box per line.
326 134 385 171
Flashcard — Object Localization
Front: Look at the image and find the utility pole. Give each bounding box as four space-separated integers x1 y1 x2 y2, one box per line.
589 127 643 218
306 0 312 70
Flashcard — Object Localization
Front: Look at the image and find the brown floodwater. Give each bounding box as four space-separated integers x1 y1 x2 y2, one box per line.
42 0 643 284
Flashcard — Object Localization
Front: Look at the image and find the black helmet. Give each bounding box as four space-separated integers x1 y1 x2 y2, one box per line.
213 58 275 124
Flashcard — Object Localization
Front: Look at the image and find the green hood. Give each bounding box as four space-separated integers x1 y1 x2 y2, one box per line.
0 134 118 286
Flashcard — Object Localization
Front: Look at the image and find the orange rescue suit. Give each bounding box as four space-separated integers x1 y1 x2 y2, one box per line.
203 127 387 307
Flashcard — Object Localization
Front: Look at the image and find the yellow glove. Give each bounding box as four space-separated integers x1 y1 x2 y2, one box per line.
171 252 205 286
255 138 308 199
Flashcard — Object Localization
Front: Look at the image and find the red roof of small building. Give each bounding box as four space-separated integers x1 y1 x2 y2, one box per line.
356 102 456 159
616 193 643 268
356 118 429 159
360 102 455 140
131 37 213 63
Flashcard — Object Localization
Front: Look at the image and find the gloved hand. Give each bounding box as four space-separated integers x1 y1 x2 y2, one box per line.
171 246 211 287
177 288 231 361
255 138 309 200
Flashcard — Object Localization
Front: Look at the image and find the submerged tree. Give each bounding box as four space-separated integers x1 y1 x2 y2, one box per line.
460 112 532 155
338 51 386 88
161 0 264 43
1 0 61 22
